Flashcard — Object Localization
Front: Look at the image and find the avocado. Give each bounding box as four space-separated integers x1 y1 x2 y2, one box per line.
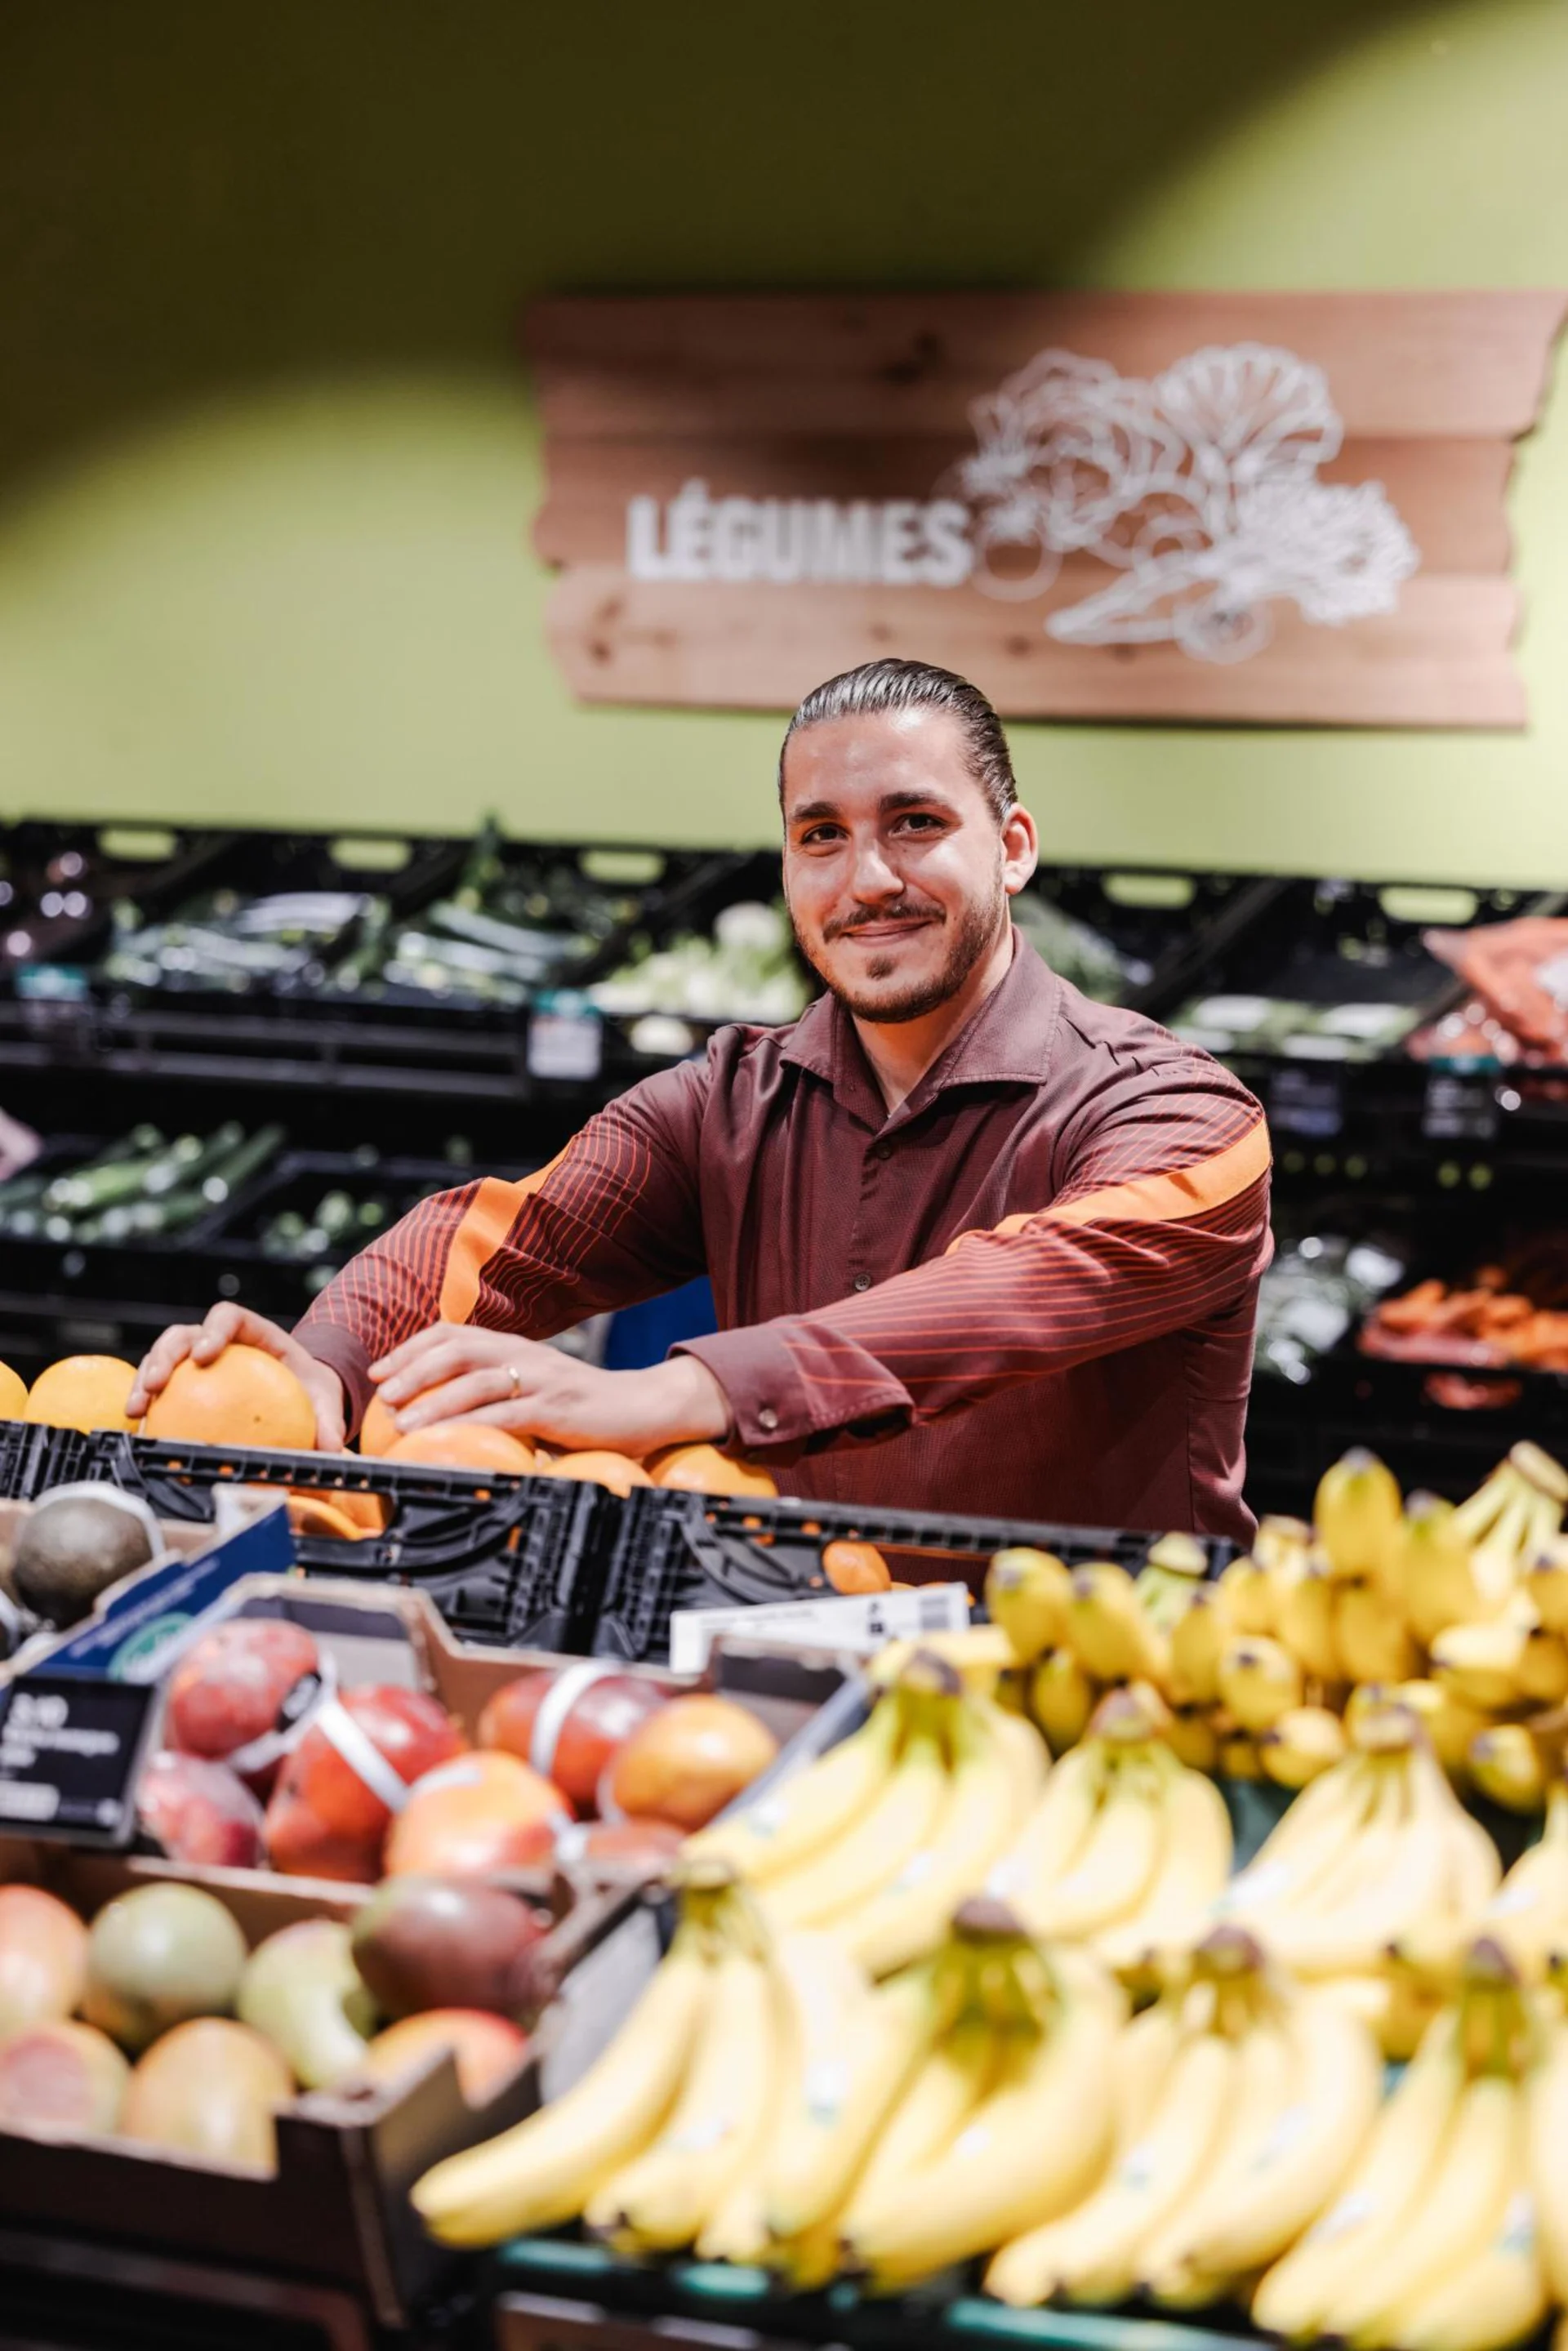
12 1493 156 1627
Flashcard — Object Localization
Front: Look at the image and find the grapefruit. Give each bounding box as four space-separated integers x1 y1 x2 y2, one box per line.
359 1394 399 1456
287 1494 368 1542
384 1422 535 1476
822 1539 892 1595
647 1443 777 1498
535 1449 650 1495
604 1694 777 1832
385 1751 568 1877
143 1345 316 1452
0 1361 28 1421
24 1354 138 1435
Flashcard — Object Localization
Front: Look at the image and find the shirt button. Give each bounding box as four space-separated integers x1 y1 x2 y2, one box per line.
757 1405 778 1432
852 1272 873 1292
871 1141 892 1161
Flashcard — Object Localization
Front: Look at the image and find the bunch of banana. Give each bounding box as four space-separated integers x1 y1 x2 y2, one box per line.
1254 1940 1554 2351
1397 1772 1568 2001
686 1650 1048 1978
985 1923 1382 2313
412 1859 775 2249
1213 1697 1501 2046
985 1543 1214 1754
983 1685 1232 1988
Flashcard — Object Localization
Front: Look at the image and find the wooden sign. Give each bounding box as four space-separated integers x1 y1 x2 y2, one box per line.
527 292 1566 728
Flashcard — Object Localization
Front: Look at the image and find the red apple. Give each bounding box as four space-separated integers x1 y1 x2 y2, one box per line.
164 1619 322 1792
384 1752 569 1879
265 1687 466 1883
478 1667 670 1815
137 1752 265 1868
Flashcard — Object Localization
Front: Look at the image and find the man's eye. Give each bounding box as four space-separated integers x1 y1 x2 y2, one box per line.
800 826 841 846
896 813 942 832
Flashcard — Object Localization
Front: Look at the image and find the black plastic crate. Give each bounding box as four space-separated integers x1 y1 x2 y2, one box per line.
1013 865 1288 1019
28 1430 612 1651
0 819 237 986
0 1418 49 1502
589 1488 1236 1663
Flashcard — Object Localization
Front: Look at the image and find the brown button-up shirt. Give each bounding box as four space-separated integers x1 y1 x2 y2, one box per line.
300 937 1272 1544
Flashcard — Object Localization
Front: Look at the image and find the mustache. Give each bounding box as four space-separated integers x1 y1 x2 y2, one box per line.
822 901 944 944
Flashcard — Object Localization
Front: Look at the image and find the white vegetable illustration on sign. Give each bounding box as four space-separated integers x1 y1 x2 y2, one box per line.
953 342 1419 661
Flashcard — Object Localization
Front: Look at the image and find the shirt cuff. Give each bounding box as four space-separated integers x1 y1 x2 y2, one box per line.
295 1322 374 1438
674 1324 909 1457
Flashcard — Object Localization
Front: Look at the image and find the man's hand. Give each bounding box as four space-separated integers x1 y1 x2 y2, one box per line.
129 1305 349 1451
372 1324 730 1458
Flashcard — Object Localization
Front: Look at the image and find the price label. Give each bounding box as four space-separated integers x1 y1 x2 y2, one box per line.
1422 1072 1500 1142
1267 1066 1345 1139
527 991 604 1083
669 1583 971 1675
0 1673 158 1846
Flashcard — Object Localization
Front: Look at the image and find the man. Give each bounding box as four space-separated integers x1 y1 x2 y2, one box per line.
131 659 1272 1542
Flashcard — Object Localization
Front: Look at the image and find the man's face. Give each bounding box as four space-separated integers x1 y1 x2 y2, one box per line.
781 709 1035 1024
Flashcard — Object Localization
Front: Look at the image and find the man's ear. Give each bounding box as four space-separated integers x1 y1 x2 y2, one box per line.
1001 803 1040 897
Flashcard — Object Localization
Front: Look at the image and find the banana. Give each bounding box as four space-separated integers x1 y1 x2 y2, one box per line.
1167 1705 1220 1774
1254 1515 1314 1574
844 1947 1120 2290
761 1707 949 1930
1168 1584 1231 1706
838 1703 1023 1976
1251 2010 1465 2340
1519 1627 1568 1704
1482 1782 1568 1981
1107 1996 1183 2150
586 1943 779 2251
988 1698 1051 1823
684 1688 901 1885
1334 1576 1419 1683
1218 1555 1277 1636
985 1547 1072 1663
836 2010 997 2237
1470 1724 1549 1813
1092 1761 1233 1981
1218 1633 1303 1733
1262 1749 1460 1979
1140 2000 1294 2304
1526 1543 1568 1635
1014 1750 1166 1941
1218 1730 1263 1779
1328 2067 1523 2344
1030 1647 1097 1753
986 1739 1104 1912
1403 1490 1510 1647
986 2010 1238 2308
1273 1558 1343 1685
411 1923 711 2246
762 1949 948 2240
1383 2181 1547 2351
1394 1676 1494 1777
1216 1751 1381 1926
1526 2015 1568 2300
1315 1449 1403 1585
1065 1562 1170 1687
1433 1614 1534 1712
1260 1704 1348 1788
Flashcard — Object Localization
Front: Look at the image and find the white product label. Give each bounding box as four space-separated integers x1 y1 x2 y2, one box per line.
528 999 604 1081
668 1583 970 1675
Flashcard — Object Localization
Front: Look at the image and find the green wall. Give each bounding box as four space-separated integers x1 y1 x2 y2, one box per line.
2 0 1565 879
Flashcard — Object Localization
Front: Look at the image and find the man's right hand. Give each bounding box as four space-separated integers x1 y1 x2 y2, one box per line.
128 1304 348 1451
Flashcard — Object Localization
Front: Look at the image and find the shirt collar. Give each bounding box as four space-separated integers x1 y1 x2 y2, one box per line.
778 932 1063 1123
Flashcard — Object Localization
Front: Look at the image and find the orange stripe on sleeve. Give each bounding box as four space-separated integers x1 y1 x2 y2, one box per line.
436 1149 569 1321
947 1115 1271 1253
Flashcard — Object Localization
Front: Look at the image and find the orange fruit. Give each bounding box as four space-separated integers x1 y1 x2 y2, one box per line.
0 1362 29 1421
142 1344 316 1452
647 1443 777 1498
822 1540 892 1595
359 1394 399 1456
286 1494 367 1542
535 1449 651 1495
384 1422 536 1476
24 1355 138 1435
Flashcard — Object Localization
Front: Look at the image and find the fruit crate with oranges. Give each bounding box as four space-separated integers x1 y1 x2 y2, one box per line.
589 1488 1239 1664
24 1427 609 1651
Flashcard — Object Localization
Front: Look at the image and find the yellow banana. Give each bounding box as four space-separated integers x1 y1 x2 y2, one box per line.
986 1739 1105 1913
1315 1449 1402 1585
1273 1558 1343 1684
684 1689 901 1885
1167 1706 1220 1774
1254 1515 1314 1574
845 1955 1120 2289
1328 2068 1522 2344
1014 1752 1166 1941
1260 1704 1348 1788
1401 1490 1507 1648
586 1944 778 2251
1141 2002 1294 2304
1065 1562 1170 1687
1263 1751 1463 1979
987 2017 1238 2308
1481 1783 1568 1982
988 1698 1051 1823
1334 1577 1419 1684
762 1951 948 2241
1526 2015 1568 2300
1169 1584 1231 1706
1394 1676 1494 1777
1251 2010 1465 2340
1519 1627 1568 1704
838 1703 1022 1976
1218 1554 1277 1636
1092 1761 1233 1981
1218 1730 1263 1779
1218 1632 1304 1733
836 2010 997 2237
1470 1723 1549 1813
1432 1614 1534 1712
985 1547 1071 1663
1107 1996 1183 2150
1383 2180 1547 2351
1030 1646 1097 1753
761 1710 948 1930
411 1928 710 2246
1526 1543 1568 1635
1215 1751 1380 1926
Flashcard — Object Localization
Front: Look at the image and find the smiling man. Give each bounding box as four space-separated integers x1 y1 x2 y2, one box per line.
131 659 1272 1541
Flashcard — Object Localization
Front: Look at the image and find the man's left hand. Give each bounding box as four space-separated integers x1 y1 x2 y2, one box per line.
370 1324 731 1458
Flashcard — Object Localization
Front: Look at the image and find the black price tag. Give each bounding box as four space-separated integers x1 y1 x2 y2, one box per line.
1267 1066 1345 1139
0 1673 158 1846
1422 1072 1501 1143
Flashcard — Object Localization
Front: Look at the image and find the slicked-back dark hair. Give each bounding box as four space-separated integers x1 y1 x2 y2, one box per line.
777 658 1018 825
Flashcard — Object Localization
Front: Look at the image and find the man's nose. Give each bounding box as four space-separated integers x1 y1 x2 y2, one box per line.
849 836 902 900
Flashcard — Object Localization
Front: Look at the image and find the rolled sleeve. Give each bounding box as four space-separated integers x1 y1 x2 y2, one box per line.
676 1321 911 1459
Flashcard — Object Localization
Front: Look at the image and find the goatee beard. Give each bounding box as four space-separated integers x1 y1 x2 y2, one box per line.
791 875 1007 1026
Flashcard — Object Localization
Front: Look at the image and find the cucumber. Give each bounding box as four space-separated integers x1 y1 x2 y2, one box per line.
198 1122 286 1207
